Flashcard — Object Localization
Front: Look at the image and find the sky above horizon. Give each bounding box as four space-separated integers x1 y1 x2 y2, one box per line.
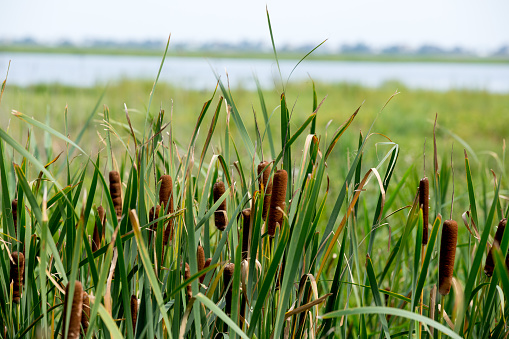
1 0 508 53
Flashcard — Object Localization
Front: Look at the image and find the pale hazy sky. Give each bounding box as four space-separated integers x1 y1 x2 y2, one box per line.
1 0 508 53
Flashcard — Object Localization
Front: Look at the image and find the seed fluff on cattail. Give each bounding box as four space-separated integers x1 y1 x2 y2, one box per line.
267 169 288 237
484 218 507 277
109 171 122 221
62 281 83 339
10 251 24 304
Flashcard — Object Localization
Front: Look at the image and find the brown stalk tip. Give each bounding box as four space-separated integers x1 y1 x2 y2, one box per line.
242 208 251 260
98 205 106 238
267 169 288 237
109 171 123 219
213 181 227 211
10 251 25 304
214 210 228 231
257 161 271 191
438 219 458 296
62 281 83 339
81 291 90 336
224 263 235 315
419 177 429 245
130 294 138 333
197 245 205 272
484 218 507 277
184 263 192 299
11 199 18 234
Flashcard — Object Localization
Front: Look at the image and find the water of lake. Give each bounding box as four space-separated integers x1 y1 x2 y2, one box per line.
1 52 509 92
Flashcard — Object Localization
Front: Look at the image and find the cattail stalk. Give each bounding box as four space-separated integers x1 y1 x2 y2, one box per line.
439 220 458 296
241 208 251 260
81 291 90 336
419 177 429 244
197 245 205 273
267 170 288 237
484 218 507 277
10 251 24 304
159 175 174 244
62 281 83 339
130 295 138 333
258 161 272 220
213 181 228 231
109 171 122 221
11 199 18 235
224 263 235 316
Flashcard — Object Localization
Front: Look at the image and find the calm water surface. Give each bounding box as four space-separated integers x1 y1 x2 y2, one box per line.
1 52 509 92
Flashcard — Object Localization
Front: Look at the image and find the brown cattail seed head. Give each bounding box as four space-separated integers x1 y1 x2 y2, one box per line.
213 181 227 211
62 281 83 339
148 205 161 245
258 162 273 220
11 199 18 235
267 169 288 237
439 220 458 296
81 291 90 336
200 258 212 283
197 245 205 272
10 251 24 304
484 218 507 277
109 171 122 220
92 206 106 252
159 175 174 245
214 210 228 231
184 263 192 299
224 263 235 315
130 294 138 333
419 177 429 244
242 208 251 260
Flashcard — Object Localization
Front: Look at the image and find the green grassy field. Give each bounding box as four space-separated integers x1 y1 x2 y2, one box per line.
1 69 509 338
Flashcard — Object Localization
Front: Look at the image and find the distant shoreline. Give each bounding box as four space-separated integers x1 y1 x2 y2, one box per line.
1 45 509 64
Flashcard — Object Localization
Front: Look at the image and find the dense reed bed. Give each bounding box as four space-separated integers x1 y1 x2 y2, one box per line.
1 30 509 339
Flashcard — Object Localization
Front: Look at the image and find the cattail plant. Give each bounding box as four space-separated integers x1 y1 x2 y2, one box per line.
200 258 212 283
213 181 228 231
197 245 205 273
92 205 106 252
11 199 17 235
241 208 251 260
184 263 192 300
438 219 458 295
484 218 507 277
109 171 122 221
419 177 429 244
130 294 138 334
62 281 83 339
267 169 288 237
148 205 161 245
257 161 272 220
10 251 24 304
159 175 174 244
223 263 235 316
81 291 90 336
